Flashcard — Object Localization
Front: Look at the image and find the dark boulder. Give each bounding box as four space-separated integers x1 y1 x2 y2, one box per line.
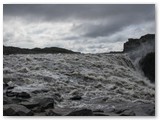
67 109 93 116
3 104 33 116
70 95 82 100
20 101 39 109
133 103 155 116
6 91 16 97
45 109 61 116
11 98 28 103
32 97 54 112
39 98 54 110
93 112 109 116
120 109 136 116
7 86 15 90
45 107 74 116
3 96 12 105
3 83 9 89
6 91 31 98
34 112 46 116
16 92 31 98
3 107 17 116
112 101 155 116
139 52 155 83
92 110 109 116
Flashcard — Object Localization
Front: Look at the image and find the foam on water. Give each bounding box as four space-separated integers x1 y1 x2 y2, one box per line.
3 53 155 109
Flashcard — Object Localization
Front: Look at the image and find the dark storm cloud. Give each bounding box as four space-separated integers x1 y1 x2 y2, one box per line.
82 13 154 38
3 4 155 22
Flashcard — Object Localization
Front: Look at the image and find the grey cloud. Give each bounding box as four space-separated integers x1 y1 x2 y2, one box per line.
64 36 80 41
3 4 155 53
4 4 155 38
71 8 154 38
3 4 155 22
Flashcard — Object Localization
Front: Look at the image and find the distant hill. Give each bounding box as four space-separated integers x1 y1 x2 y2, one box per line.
3 46 79 55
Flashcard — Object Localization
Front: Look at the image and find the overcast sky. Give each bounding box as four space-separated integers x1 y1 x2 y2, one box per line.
3 4 155 53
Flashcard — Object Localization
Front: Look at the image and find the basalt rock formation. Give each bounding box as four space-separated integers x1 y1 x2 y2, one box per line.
123 34 155 83
123 34 155 53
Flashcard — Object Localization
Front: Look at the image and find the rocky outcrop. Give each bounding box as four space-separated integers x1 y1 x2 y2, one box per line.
123 34 155 53
139 52 155 83
3 104 33 116
3 46 79 55
123 34 155 82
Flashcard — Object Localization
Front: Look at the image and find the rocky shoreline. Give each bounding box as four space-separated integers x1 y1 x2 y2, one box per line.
3 80 155 116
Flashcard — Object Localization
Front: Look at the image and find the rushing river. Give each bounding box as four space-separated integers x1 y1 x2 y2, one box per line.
3 53 155 115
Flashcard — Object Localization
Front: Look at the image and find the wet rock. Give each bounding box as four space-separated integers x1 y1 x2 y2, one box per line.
32 106 42 113
3 104 33 116
16 92 31 98
3 107 17 116
93 109 104 112
133 103 155 116
45 109 61 116
20 101 39 109
144 106 155 116
115 109 126 114
6 91 16 97
139 52 155 83
112 101 155 116
120 109 135 116
3 96 12 105
67 109 93 116
3 83 9 89
54 93 61 97
34 112 46 116
94 83 103 88
93 112 109 116
32 97 54 112
92 109 106 116
40 98 54 110
7 86 15 90
3 99 10 105
6 91 31 99
70 95 82 100
47 107 74 116
11 98 28 103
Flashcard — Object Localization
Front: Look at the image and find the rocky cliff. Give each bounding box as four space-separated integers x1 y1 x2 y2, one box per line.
123 34 155 53
123 34 155 83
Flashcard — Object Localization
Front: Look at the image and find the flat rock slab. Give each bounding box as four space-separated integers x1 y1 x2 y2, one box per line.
3 104 33 116
66 108 93 116
103 101 155 116
45 109 62 116
20 101 39 109
46 107 75 116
